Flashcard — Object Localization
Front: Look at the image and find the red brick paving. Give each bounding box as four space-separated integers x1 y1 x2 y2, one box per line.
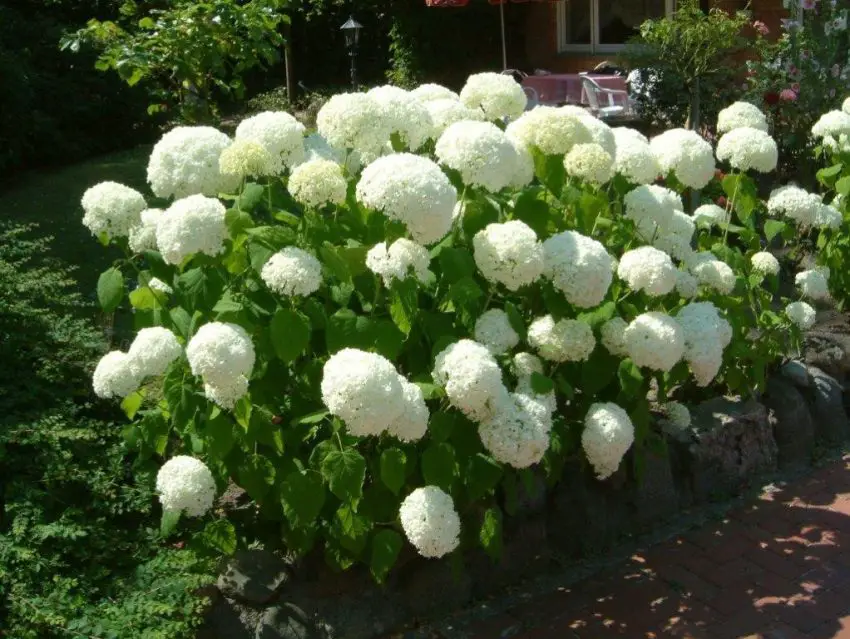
463 458 850 639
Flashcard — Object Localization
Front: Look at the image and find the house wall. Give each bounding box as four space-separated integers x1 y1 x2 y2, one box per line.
522 0 788 74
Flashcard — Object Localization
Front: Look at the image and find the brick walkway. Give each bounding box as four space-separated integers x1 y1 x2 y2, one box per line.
462 458 850 639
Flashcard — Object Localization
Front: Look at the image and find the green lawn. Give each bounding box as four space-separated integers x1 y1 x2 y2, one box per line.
1 145 151 294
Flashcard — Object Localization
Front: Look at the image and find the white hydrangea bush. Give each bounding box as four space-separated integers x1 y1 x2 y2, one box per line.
82 76 830 582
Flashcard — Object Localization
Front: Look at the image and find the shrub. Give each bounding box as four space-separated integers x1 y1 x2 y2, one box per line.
82 77 831 583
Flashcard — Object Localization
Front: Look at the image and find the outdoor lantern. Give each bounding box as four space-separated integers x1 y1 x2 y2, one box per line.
340 16 362 50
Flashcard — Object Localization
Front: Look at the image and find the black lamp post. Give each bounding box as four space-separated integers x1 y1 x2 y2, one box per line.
340 16 363 90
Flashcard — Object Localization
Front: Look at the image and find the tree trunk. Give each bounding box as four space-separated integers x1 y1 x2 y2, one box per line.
284 21 294 102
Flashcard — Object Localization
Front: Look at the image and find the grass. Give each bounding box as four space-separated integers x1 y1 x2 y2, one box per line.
0 145 151 295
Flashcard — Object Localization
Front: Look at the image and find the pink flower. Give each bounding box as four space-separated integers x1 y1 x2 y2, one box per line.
780 88 798 102
791 82 801 92
801 0 816 9
753 20 770 35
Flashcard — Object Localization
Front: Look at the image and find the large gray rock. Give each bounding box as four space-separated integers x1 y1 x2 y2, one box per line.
632 450 679 528
255 604 319 639
764 376 815 468
199 596 262 639
688 398 778 501
397 557 473 617
218 550 292 604
808 366 850 444
781 360 811 388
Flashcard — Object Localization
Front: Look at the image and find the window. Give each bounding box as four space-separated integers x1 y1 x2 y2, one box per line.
557 0 675 53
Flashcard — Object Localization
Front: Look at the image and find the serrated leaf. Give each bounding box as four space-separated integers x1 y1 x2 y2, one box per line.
529 372 555 394
121 391 144 420
201 520 237 555
513 189 549 237
280 470 326 527
618 358 644 397
504 302 526 339
421 442 457 491
129 286 158 310
438 247 476 283
319 245 352 282
97 267 124 313
270 308 311 362
389 278 418 335
206 412 236 459
321 448 367 503
237 183 265 211
237 455 276 501
246 225 296 250
836 175 850 197
479 506 503 560
465 453 503 502
380 448 407 495
370 529 403 584
170 307 192 339
763 219 786 243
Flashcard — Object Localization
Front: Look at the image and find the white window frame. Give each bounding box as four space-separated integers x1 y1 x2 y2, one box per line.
557 0 676 54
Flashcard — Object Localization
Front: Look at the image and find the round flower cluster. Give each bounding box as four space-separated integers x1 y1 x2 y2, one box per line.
811 110 850 139
767 186 822 227
796 269 830 300
478 391 552 468
235 111 306 171
786 301 816 330
186 322 255 409
575 113 617 157
716 127 778 173
823 133 850 155
688 252 736 295
543 230 614 308
459 72 527 121
155 456 216 517
218 139 275 179
435 121 528 193
600 317 629 357
156 194 227 265
751 251 780 277
652 209 696 262
301 133 360 173
676 270 699 298
147 277 173 295
261 247 323 297
425 98 485 137
693 204 728 227
128 208 164 253
93 351 142 399
623 184 679 239
388 379 429 442
676 302 732 387
617 246 677 297
717 101 769 134
612 128 660 184
474 309 520 355
317 93 392 156
527 315 595 363
128 327 182 379
815 202 843 230
623 312 684 372
368 85 435 151
288 158 348 208
366 238 431 286
81 181 146 239
473 221 544 291
356 153 457 245
505 106 591 156
399 486 461 558
411 83 459 103
433 340 507 422
661 401 691 430
512 352 556 413
650 128 716 189
147 126 239 199
582 403 635 480
564 143 614 185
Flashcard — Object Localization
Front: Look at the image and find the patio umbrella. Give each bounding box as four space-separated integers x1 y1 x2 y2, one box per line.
425 0 562 71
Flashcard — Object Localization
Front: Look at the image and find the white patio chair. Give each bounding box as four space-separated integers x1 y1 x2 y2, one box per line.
580 73 637 122
523 85 539 111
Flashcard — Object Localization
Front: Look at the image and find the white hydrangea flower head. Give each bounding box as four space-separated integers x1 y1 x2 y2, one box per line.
543 230 614 308
203 375 250 411
612 128 660 184
317 93 392 156
676 302 731 386
583 403 635 480
147 126 239 199
786 301 817 330
356 153 457 245
411 83 460 103
623 185 678 238
473 220 544 291
767 185 821 227
815 203 842 229
435 121 522 192
399 486 461 558
796 269 830 300
367 85 436 151
460 72 527 121
508 137 535 189
716 127 778 173
717 102 769 134
512 352 556 413
623 312 685 372
811 110 850 139
300 132 361 174
386 378 430 442
617 247 677 297
474 309 520 355
751 251 780 277
505 106 592 155
156 195 227 265
186 322 255 391
513 351 544 379
564 143 615 185
824 133 850 155
650 128 716 189
155 456 216 517
321 348 406 437
218 139 275 179
147 277 173 295
425 98 485 137
366 238 431 287
600 317 629 357
128 208 164 253
81 181 146 239
844 97 850 115
662 401 691 430
261 247 322 297
479 392 552 468
433 339 508 422
675 270 699 298
652 210 696 261
93 351 141 399
235 111 306 171
688 252 736 295
527 315 595 363
288 158 348 208
128 327 182 379
693 204 728 227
